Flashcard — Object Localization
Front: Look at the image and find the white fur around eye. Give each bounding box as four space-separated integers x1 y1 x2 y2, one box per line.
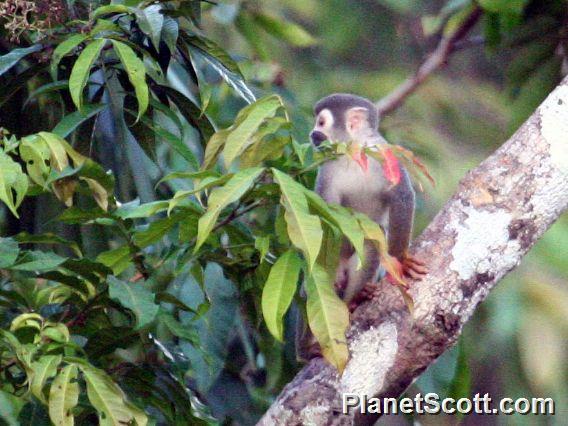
317 109 334 129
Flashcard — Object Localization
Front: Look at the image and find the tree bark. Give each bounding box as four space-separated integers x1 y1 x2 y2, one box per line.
258 78 568 426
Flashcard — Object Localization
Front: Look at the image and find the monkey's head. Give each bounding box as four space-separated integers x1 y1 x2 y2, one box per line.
310 93 379 147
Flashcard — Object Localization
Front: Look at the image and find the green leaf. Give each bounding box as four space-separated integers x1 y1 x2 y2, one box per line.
51 34 88 80
30 355 62 403
74 362 147 426
69 39 106 112
0 390 25 426
114 200 169 219
0 237 19 268
261 250 302 341
201 129 229 170
303 191 366 268
96 246 131 275
272 169 323 271
478 0 529 14
15 232 82 257
160 86 216 145
92 4 132 20
0 151 29 217
11 251 67 272
48 364 80 426
25 81 69 106
223 95 283 168
111 40 149 121
0 45 42 77
194 167 264 252
52 104 106 138
181 33 256 104
252 12 317 47
161 16 179 53
133 212 185 247
19 135 50 187
448 339 471 402
108 276 159 329
240 118 291 168
305 263 349 373
136 5 164 49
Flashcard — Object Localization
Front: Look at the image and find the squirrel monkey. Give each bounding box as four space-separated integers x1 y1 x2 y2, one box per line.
296 93 426 361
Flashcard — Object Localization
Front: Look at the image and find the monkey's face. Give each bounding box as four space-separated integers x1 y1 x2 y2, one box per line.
310 105 373 147
310 108 335 146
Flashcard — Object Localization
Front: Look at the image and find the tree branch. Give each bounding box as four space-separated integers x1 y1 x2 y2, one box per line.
259 77 568 426
376 7 482 117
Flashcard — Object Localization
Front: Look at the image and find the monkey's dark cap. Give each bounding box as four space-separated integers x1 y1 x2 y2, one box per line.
314 93 379 129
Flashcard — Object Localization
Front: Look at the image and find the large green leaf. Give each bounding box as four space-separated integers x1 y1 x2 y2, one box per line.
305 263 349 373
48 364 80 426
11 251 67 272
303 190 366 268
92 4 132 20
222 95 283 168
272 169 323 271
52 104 106 138
182 33 255 104
30 355 62 403
194 167 264 252
201 129 229 170
0 151 29 218
50 34 88 80
136 5 164 49
69 39 106 111
75 362 148 426
111 41 149 121
108 276 159 329
239 118 291 168
261 250 302 341
0 45 42 77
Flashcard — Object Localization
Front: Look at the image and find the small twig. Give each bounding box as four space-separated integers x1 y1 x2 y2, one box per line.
212 200 263 233
376 6 482 117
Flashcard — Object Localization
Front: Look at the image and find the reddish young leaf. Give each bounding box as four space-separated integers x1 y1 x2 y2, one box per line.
392 145 435 186
382 148 401 185
353 150 369 172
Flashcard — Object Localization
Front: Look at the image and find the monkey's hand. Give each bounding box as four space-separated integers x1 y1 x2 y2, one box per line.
386 253 427 285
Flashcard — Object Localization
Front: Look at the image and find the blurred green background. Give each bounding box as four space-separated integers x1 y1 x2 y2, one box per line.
0 0 566 424
201 0 567 424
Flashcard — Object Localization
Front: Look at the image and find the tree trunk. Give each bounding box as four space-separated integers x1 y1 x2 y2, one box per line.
258 78 568 426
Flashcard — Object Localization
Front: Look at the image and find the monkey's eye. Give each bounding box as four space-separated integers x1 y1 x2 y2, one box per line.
317 118 325 127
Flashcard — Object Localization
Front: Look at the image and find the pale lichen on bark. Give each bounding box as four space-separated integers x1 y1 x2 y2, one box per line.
258 78 568 426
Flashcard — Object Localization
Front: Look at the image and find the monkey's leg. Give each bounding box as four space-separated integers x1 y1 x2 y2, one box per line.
342 241 379 306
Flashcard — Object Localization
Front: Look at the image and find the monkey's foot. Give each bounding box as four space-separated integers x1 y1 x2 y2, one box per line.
386 255 427 287
348 281 379 312
401 255 427 280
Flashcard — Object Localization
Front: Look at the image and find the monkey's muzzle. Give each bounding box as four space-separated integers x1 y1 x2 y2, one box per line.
310 130 327 147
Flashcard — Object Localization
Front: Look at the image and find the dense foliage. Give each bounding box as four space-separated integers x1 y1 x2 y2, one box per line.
0 0 566 425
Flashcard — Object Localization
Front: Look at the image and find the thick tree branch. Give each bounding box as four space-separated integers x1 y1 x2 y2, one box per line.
259 78 568 425
376 7 482 117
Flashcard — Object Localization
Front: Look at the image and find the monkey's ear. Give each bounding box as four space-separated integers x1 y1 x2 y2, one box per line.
346 107 369 132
